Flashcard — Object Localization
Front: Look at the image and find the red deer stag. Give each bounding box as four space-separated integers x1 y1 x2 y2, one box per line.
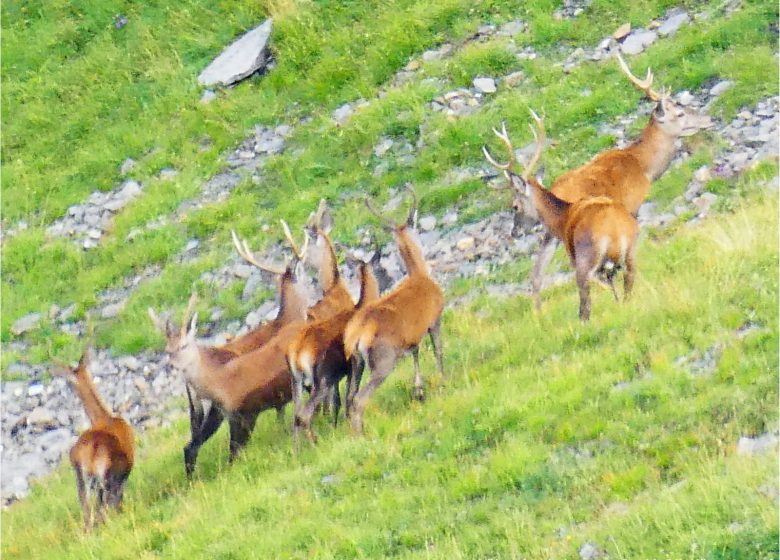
149 230 309 476
287 253 381 443
343 186 444 434
52 347 135 531
502 51 712 308
484 111 639 321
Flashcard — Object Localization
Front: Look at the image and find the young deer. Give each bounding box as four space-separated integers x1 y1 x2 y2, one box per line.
506 52 713 308
52 348 135 531
484 112 639 321
287 255 381 443
343 187 445 434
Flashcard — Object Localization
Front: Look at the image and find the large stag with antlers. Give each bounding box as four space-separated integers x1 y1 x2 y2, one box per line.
149 224 310 476
52 347 135 531
484 111 639 321
343 187 444 434
492 52 713 308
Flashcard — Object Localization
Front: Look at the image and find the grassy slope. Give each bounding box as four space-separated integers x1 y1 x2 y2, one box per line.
2 192 777 559
2 0 777 365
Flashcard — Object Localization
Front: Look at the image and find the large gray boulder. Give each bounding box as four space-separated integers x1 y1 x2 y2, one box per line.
198 19 273 87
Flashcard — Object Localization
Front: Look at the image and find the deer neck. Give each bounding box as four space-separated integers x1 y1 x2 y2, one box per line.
527 178 570 239
625 117 677 181
276 277 307 323
395 227 429 277
72 372 113 426
317 231 340 293
356 264 380 308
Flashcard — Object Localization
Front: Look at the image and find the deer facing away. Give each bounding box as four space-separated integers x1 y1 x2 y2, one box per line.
53 348 135 532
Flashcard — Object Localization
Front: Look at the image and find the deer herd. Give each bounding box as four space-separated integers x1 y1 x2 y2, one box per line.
52 54 713 530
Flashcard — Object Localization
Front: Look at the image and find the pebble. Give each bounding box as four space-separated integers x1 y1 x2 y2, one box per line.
11 313 42 336
473 77 497 94
620 30 658 55
419 216 437 232
657 11 690 36
456 237 476 252
736 433 778 456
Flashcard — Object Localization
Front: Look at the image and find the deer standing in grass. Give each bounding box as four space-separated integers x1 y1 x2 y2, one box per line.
343 187 444 434
484 111 639 321
149 228 310 476
151 226 310 448
287 253 381 443
503 52 713 309
53 348 135 531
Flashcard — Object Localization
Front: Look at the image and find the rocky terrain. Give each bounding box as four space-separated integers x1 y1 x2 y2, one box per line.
2 5 777 505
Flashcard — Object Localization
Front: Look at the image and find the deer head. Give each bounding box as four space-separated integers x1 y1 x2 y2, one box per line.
615 51 713 137
483 111 548 230
148 292 200 372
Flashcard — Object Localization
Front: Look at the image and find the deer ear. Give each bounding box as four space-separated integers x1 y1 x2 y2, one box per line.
654 99 667 120
187 313 198 339
535 166 546 185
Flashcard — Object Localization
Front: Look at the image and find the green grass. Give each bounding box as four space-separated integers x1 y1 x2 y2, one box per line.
1 1 778 556
3 193 777 559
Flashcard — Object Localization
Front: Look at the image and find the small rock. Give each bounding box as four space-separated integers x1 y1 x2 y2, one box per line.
579 542 602 560
116 356 140 371
198 19 273 87
321 474 340 485
133 377 149 394
442 211 458 226
694 166 712 182
11 313 42 336
736 433 778 456
419 216 437 232
473 77 497 94
405 60 421 71
504 71 525 88
159 168 177 180
456 237 476 252
27 382 45 397
245 310 263 329
709 80 733 97
184 239 200 252
374 137 394 157
119 158 136 176
100 300 126 319
333 103 354 126
613 22 631 40
118 180 143 199
620 30 658 56
657 11 689 36
499 20 526 36
27 407 56 428
677 91 695 106
113 14 129 30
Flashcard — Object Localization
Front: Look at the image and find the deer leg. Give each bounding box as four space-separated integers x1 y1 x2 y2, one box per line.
330 383 341 427
411 346 425 401
345 355 365 419
229 410 259 462
623 246 637 300
106 472 127 512
94 482 107 527
74 465 93 532
428 316 444 377
184 405 225 478
574 241 594 322
275 405 286 425
185 383 205 441
350 345 399 435
531 234 558 310
299 379 332 444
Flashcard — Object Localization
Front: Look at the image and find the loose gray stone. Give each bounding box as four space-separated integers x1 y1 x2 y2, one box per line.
419 215 437 232
100 300 127 319
11 313 42 336
579 542 602 560
456 237 476 252
620 30 658 55
374 137 394 157
198 19 273 87
333 103 354 126
159 168 178 180
657 11 689 36
504 71 525 88
709 80 733 97
736 433 778 456
499 20 526 36
200 89 217 104
473 77 497 94
119 158 136 176
27 407 56 428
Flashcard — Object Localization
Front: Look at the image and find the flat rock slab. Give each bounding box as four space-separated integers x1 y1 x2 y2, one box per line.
198 19 273 87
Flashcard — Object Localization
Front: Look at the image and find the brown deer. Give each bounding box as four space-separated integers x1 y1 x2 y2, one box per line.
52 347 135 531
287 253 381 443
503 51 713 308
484 112 639 321
343 187 445 434
150 227 310 446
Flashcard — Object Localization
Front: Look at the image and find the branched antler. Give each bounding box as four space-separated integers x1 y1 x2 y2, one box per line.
280 220 310 262
231 230 286 275
615 50 660 101
483 110 546 189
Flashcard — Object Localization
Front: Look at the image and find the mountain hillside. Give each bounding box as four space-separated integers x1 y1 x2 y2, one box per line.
1 0 778 558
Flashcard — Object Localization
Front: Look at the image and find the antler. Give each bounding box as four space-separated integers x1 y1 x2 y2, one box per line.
280 219 310 262
615 50 660 101
524 109 545 180
180 292 198 339
483 111 546 187
404 184 418 228
364 197 396 230
231 230 286 275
